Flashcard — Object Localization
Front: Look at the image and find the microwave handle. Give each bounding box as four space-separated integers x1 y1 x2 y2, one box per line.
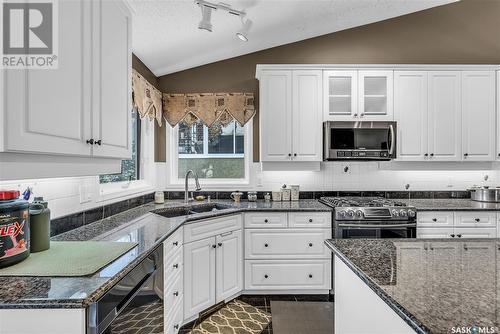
388 124 395 156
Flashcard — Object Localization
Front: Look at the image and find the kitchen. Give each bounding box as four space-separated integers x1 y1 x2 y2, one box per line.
0 0 499 333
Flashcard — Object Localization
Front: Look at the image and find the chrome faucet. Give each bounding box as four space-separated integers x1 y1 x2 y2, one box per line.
184 170 201 203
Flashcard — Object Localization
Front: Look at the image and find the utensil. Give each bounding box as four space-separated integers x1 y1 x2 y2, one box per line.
230 191 243 203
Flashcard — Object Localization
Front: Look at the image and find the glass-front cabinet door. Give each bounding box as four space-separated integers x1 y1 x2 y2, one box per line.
358 70 394 121
323 70 357 121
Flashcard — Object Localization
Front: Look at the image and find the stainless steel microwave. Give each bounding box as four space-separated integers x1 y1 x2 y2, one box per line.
323 121 396 161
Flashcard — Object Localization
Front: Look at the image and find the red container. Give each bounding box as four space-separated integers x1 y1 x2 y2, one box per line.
0 190 30 268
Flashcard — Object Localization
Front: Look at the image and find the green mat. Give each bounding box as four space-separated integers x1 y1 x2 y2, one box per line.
0 241 138 277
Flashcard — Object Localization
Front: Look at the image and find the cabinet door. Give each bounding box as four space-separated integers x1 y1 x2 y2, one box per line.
215 230 243 302
394 71 428 161
323 70 357 121
3 1 92 156
184 237 216 319
358 70 393 121
428 71 461 161
260 70 293 161
292 70 322 161
91 0 132 159
461 71 495 161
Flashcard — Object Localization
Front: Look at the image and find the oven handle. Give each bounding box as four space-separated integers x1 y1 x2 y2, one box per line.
337 223 416 228
388 124 395 156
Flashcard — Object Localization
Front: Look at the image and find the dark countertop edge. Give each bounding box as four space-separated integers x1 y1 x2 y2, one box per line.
325 240 430 334
415 208 500 211
0 200 332 309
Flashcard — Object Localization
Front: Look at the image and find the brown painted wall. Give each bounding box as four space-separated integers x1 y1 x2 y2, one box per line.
158 0 500 162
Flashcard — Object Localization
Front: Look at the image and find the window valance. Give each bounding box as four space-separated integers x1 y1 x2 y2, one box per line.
132 69 163 126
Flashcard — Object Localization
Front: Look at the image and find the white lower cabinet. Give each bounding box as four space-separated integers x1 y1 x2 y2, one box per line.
184 215 243 320
164 227 184 334
417 211 498 239
243 212 332 293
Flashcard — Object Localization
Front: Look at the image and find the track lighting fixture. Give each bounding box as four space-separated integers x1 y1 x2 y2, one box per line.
236 18 252 42
195 0 251 41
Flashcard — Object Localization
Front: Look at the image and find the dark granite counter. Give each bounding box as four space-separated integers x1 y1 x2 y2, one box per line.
326 238 500 334
0 199 330 309
408 198 500 211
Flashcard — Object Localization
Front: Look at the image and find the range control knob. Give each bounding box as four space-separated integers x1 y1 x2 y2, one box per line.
347 210 355 218
338 210 346 218
408 210 416 218
400 210 408 217
391 209 399 217
356 210 363 218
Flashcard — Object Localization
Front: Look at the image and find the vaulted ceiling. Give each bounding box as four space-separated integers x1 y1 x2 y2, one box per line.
129 0 458 76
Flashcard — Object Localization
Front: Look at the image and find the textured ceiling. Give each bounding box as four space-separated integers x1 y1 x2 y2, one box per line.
129 0 458 76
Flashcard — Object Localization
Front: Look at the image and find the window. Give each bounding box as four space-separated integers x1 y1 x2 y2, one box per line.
177 119 246 179
99 110 141 183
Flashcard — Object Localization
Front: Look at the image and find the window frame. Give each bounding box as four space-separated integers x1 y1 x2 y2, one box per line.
166 120 252 189
97 116 156 202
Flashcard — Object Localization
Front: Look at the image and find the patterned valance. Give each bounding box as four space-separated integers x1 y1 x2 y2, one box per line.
163 93 255 127
132 69 163 126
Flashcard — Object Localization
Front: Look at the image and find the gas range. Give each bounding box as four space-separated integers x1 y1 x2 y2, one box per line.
319 196 416 221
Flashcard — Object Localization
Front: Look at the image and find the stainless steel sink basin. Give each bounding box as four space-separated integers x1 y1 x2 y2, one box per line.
152 203 233 219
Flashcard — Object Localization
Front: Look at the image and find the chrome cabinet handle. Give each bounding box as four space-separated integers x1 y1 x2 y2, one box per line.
388 124 395 156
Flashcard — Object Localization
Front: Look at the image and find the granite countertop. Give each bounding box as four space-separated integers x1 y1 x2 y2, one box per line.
0 199 330 309
408 198 500 211
326 238 500 334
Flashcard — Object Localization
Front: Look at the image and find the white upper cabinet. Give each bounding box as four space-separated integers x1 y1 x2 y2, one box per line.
394 71 428 161
1 0 131 160
461 71 495 161
260 70 293 161
260 70 322 162
358 70 394 121
92 0 132 159
323 70 357 121
427 71 462 161
292 70 323 161
2 1 92 156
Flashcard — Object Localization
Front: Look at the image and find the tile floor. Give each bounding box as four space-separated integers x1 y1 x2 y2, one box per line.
179 294 333 334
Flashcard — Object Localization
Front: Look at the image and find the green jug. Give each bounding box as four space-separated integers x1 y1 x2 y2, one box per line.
29 197 50 253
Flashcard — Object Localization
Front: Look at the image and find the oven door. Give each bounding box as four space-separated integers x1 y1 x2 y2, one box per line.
335 222 416 239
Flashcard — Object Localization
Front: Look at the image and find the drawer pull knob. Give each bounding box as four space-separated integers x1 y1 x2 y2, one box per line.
264 274 269 279
450 234 455 238
457 234 462 238
308 274 313 278
308 243 313 247
212 244 217 249
475 218 480 222
218 242 223 247
174 325 179 330
309 218 313 223
432 218 437 222
173 241 179 246
173 291 179 296
173 263 179 269
264 243 269 247
264 219 269 223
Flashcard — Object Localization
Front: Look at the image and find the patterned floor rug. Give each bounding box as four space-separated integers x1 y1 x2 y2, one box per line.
190 300 272 334
108 300 163 334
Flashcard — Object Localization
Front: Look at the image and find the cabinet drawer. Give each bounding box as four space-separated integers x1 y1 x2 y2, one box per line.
245 260 331 290
164 273 183 320
165 297 183 334
417 212 454 227
184 214 242 243
453 227 497 239
164 227 183 258
244 212 287 228
165 247 183 284
289 212 331 228
454 212 496 228
245 229 331 259
417 227 454 239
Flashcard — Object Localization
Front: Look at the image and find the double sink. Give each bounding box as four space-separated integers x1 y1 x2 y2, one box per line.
152 203 234 219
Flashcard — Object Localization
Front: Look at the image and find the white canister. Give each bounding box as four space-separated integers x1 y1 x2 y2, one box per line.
154 191 165 204
271 191 282 202
290 185 300 201
281 188 291 201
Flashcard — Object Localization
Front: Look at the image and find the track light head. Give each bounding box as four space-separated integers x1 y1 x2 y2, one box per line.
236 18 252 42
198 5 213 32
